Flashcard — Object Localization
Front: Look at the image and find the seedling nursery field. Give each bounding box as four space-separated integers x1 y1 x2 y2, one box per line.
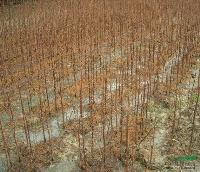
0 0 200 171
